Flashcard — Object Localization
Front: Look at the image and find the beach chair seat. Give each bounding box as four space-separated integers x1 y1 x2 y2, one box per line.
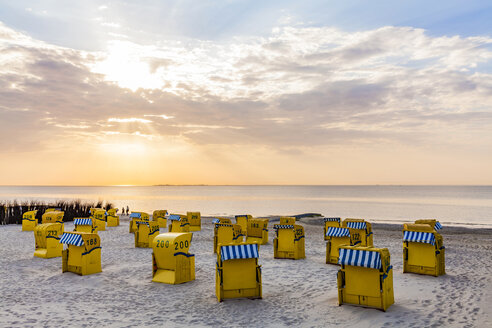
152 232 195 284
337 245 394 311
216 243 262 302
403 223 445 276
74 218 96 233
60 232 101 275
106 208 119 227
235 215 252 235
41 211 64 230
187 212 201 231
129 212 150 233
22 210 38 231
323 217 341 241
342 219 373 247
168 214 190 232
34 223 64 258
273 224 305 260
246 218 269 245
325 227 353 264
135 221 160 248
153 210 168 229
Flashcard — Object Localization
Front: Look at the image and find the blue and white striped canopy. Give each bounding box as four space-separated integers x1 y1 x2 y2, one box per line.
326 227 351 237
136 221 149 226
59 233 84 246
212 218 220 224
274 224 294 230
221 244 259 261
129 212 141 218
435 222 442 230
324 217 341 222
338 248 382 269
74 218 92 226
215 223 233 227
168 214 182 221
403 231 436 245
346 221 367 230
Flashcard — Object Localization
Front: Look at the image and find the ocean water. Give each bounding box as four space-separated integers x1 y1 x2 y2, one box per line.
1 185 491 227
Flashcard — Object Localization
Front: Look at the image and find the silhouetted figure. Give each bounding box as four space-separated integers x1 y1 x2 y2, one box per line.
126 206 129 215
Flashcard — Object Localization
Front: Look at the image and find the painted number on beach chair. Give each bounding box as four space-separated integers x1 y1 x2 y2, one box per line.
156 240 170 248
352 233 360 241
87 238 97 246
174 240 189 250
47 230 57 236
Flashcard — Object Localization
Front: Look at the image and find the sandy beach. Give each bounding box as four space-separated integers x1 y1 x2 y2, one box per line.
0 217 491 327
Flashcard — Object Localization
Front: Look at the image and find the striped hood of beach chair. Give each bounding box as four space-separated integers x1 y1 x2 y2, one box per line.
434 222 442 230
168 215 182 221
338 248 382 269
215 223 234 228
59 233 84 246
129 212 141 219
273 224 294 230
220 244 259 261
326 227 351 237
403 231 436 245
346 221 367 230
135 221 150 226
74 218 92 226
212 218 221 224
323 217 341 223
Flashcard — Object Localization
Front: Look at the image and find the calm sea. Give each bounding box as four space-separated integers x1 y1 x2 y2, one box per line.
1 185 491 227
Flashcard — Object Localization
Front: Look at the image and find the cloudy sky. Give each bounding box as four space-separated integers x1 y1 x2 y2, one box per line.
1 1 492 185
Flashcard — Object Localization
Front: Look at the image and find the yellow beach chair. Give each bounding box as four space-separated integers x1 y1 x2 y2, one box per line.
74 218 96 233
129 212 150 233
34 223 64 258
152 232 195 284
342 219 373 247
153 210 168 229
337 245 394 311
213 219 244 252
187 212 201 231
135 221 160 248
323 217 341 241
325 227 353 264
403 223 445 276
92 209 107 231
246 218 269 245
273 223 305 260
216 243 262 302
60 232 102 275
107 208 119 227
235 214 252 235
414 219 443 232
168 214 190 232
215 217 232 225
22 210 38 231
279 216 296 225
42 211 64 230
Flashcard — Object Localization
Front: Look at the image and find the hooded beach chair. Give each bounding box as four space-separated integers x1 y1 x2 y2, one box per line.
187 212 201 231
92 209 107 231
342 219 373 247
246 218 269 245
279 216 296 225
323 217 341 241
273 223 305 260
403 223 445 276
129 212 150 233
60 232 101 275
235 214 252 235
213 221 244 253
414 219 443 232
337 245 394 311
106 208 119 227
22 210 38 231
41 211 64 230
168 214 190 232
34 223 64 258
152 232 195 284
135 221 160 248
74 218 96 233
325 227 353 264
153 210 168 229
216 243 262 302
215 217 232 225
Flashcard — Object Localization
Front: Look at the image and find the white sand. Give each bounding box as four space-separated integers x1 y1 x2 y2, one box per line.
0 217 491 327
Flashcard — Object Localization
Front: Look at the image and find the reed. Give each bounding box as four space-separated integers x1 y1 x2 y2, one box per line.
0 199 113 225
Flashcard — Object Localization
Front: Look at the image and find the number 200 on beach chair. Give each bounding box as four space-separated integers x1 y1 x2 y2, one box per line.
216 243 262 302
60 232 102 275
135 221 160 248
34 223 64 258
22 210 38 231
152 232 195 284
337 245 394 311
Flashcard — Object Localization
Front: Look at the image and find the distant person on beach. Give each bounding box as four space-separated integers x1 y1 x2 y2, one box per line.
126 206 129 215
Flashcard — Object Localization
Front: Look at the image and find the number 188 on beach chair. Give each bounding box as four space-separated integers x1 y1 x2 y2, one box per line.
34 223 64 258
273 223 305 260
337 245 394 311
60 232 102 275
135 221 160 248
22 210 38 231
342 219 373 247
323 217 341 241
403 223 445 276
216 243 262 302
152 232 195 284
